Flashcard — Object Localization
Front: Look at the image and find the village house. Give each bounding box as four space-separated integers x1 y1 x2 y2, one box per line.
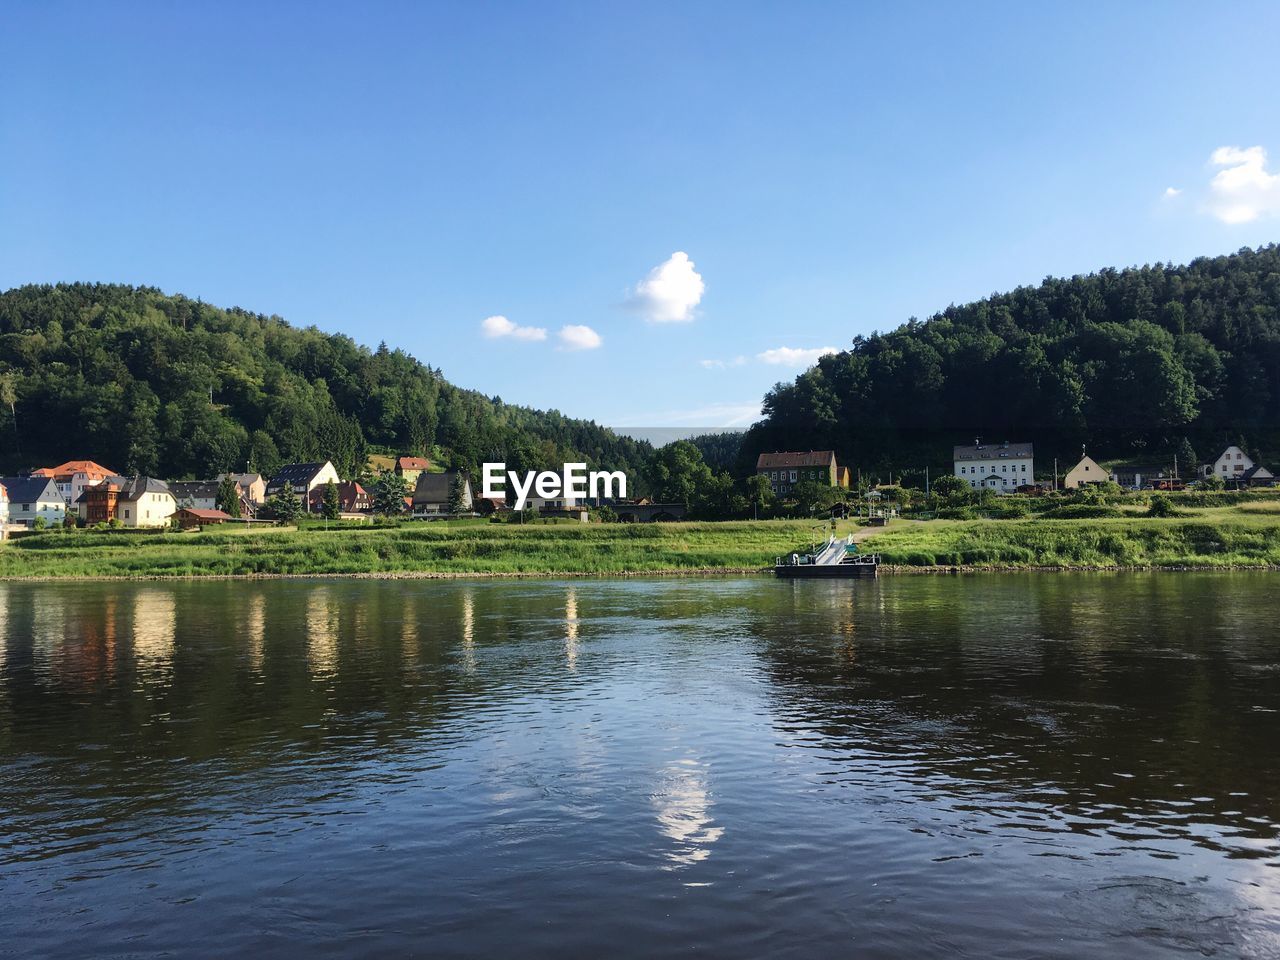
0 475 66 528
1110 463 1174 491
1235 464 1276 488
1063 455 1106 489
78 480 123 524
394 456 432 486
175 507 233 529
169 480 221 511
307 480 372 514
952 440 1034 494
266 461 341 504
1201 446 1253 481
31 459 117 507
755 451 850 497
0 482 8 540
217 472 267 505
411 471 472 517
114 477 177 528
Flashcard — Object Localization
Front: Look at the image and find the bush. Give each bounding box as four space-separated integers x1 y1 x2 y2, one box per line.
1037 504 1124 520
1146 495 1181 518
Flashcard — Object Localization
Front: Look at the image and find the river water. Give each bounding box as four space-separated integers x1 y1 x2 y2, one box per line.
1 574 1277 958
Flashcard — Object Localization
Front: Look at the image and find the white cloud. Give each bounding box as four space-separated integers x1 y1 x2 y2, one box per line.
480 315 547 342
1207 145 1280 223
1163 186 1182 198
558 324 602 351
757 345 839 367
626 251 705 323
699 356 747 370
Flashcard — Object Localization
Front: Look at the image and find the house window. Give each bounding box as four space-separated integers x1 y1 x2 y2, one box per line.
790 471 797 482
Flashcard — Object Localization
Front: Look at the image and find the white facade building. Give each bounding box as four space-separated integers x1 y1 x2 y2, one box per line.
1201 446 1253 480
953 440 1034 494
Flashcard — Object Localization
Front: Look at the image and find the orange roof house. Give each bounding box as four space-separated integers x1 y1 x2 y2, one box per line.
394 456 432 483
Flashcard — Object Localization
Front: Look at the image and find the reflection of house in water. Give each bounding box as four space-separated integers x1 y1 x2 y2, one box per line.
307 590 340 676
132 590 177 681
460 589 476 673
245 593 266 672
400 595 418 661
651 758 724 869
565 587 579 670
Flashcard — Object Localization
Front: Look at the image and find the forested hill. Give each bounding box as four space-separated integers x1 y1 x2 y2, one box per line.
0 283 650 480
740 244 1280 478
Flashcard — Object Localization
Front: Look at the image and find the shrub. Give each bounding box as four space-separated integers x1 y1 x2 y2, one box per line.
1146 495 1181 518
1037 504 1124 520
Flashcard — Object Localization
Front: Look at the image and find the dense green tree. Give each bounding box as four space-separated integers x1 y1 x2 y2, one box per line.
646 441 714 509
371 472 408 516
216 477 243 518
447 474 467 515
262 487 301 523
740 245 1280 477
0 284 651 482
744 474 775 518
321 479 342 520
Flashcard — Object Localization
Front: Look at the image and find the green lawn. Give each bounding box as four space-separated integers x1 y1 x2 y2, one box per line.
5 507 1280 579
861 512 1280 568
0 520 840 579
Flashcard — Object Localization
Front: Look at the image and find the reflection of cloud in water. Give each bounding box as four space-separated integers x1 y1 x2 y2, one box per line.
565 587 579 670
245 593 266 671
651 759 724 869
306 589 339 677
133 589 176 679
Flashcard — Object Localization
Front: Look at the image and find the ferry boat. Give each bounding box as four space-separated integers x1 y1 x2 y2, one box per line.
774 534 879 578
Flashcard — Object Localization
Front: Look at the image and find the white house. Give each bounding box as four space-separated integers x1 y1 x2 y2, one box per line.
953 440 1034 494
169 480 221 511
0 481 8 539
0 475 66 528
115 477 177 528
266 461 341 506
1064 455 1106 489
31 460 117 508
1201 446 1253 481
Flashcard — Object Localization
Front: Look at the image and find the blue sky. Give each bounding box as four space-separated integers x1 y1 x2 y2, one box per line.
3 2 1279 429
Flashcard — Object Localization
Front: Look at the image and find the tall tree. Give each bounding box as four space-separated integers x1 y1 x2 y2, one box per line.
321 479 342 520
216 477 243 518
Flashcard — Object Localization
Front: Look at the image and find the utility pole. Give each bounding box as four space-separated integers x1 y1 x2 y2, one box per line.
1054 458 1059 493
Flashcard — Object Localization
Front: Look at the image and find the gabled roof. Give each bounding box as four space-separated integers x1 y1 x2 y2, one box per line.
412 471 467 504
269 462 332 485
117 477 172 501
31 459 117 480
396 456 431 471
0 475 61 504
1110 463 1169 474
756 451 837 469
177 508 232 520
170 480 221 499
221 472 264 486
1241 465 1274 480
953 442 1033 461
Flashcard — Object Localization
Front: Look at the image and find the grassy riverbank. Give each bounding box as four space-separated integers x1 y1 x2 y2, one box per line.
3 508 1279 579
861 512 1280 569
0 520 835 579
